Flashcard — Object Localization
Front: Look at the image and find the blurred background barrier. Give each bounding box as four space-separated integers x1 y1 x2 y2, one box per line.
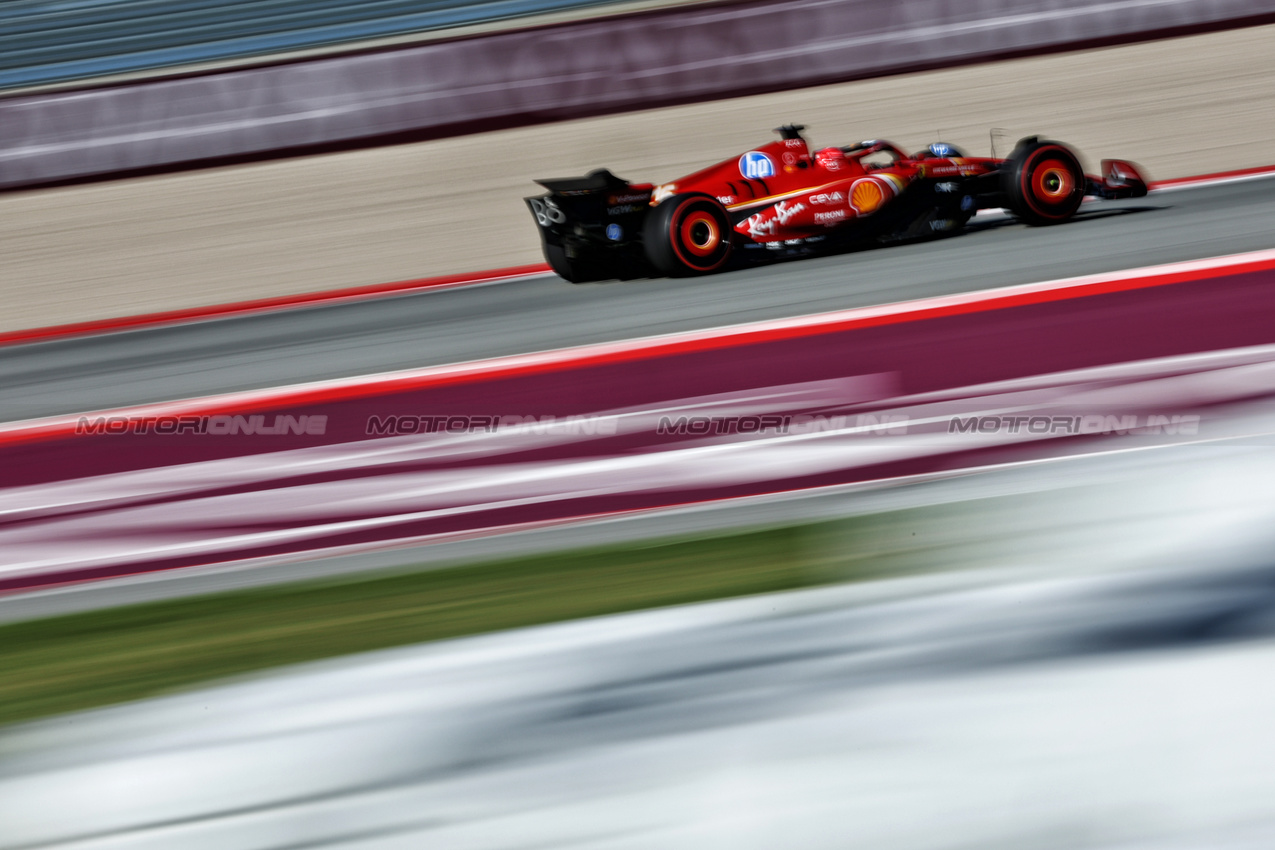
0 0 672 92
2 0 1273 189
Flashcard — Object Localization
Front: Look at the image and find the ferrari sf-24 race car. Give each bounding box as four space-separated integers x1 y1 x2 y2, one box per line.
526 126 1148 282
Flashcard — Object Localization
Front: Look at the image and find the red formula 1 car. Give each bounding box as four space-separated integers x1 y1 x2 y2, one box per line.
526 125 1148 282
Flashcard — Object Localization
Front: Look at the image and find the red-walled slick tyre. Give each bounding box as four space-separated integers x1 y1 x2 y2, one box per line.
1002 139 1086 226
644 193 733 277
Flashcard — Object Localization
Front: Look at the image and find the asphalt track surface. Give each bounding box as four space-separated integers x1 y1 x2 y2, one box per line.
2 177 1274 424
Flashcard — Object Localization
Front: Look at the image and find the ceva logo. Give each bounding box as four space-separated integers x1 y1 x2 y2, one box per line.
739 151 775 180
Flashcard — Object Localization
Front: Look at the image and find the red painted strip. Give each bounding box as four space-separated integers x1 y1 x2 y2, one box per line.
4 248 1275 449
1150 163 1275 189
0 263 551 348
0 460 1052 596
1 426 1196 596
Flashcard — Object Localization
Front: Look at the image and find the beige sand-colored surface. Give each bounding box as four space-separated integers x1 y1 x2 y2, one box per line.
3 24 1274 334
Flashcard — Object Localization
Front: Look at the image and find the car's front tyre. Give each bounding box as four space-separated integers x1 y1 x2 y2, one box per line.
1002 138 1086 226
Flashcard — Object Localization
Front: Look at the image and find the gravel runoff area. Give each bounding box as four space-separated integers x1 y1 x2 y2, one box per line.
3 24 1274 334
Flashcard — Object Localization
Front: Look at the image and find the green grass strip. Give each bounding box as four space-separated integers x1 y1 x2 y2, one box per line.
0 518 902 728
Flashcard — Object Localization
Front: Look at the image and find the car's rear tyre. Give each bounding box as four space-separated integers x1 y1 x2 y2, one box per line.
544 243 608 284
643 193 733 277
1002 139 1085 226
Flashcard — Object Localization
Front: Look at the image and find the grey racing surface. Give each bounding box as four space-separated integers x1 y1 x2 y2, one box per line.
2 178 1273 423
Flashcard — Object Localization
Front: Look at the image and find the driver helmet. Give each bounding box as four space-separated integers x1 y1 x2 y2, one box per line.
815 147 848 172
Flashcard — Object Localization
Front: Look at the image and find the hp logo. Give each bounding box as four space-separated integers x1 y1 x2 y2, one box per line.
738 151 775 180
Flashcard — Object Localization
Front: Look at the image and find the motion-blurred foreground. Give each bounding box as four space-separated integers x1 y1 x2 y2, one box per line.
5 431 1275 849
5 0 1275 846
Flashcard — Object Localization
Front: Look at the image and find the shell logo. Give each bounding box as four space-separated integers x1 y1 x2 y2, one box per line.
850 179 885 214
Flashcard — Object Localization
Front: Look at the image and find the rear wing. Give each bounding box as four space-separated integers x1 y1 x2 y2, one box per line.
534 168 634 195
525 168 655 267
